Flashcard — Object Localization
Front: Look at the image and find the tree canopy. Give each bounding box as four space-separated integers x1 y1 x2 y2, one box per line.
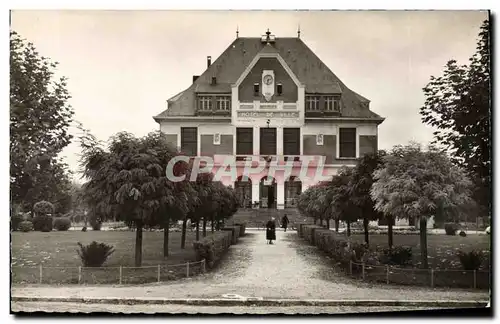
10 31 74 213
420 19 491 216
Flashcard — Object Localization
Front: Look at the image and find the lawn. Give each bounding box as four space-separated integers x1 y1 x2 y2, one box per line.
344 233 491 289
11 230 207 285
346 233 491 270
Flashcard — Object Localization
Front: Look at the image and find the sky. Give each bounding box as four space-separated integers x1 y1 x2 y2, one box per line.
11 10 488 181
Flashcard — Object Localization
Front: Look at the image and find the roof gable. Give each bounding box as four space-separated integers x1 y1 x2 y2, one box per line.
155 37 382 120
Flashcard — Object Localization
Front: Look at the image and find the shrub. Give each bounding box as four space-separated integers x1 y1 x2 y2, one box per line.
32 215 53 232
381 246 413 266
444 223 459 235
82 226 87 232
18 220 33 232
459 230 467 237
33 201 55 215
457 250 483 270
90 217 102 231
11 214 24 231
77 241 115 267
193 231 232 269
221 226 240 244
53 217 72 231
234 223 246 237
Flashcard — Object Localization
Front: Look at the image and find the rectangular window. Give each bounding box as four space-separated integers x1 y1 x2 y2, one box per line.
283 128 300 156
216 96 230 111
198 96 212 111
277 83 283 96
339 128 356 158
306 96 320 111
260 128 277 155
254 83 260 96
325 96 341 112
181 127 198 156
236 128 253 155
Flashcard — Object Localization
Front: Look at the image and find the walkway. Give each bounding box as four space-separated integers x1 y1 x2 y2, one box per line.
11 230 489 301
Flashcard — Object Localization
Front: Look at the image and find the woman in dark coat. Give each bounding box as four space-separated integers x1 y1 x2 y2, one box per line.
281 214 290 232
266 217 277 244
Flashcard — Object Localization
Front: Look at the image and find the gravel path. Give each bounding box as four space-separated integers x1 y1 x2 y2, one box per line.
11 230 490 302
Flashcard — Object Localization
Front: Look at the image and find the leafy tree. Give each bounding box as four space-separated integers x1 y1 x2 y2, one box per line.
349 151 386 246
330 167 360 236
371 143 474 268
10 31 74 214
420 20 491 218
80 131 182 266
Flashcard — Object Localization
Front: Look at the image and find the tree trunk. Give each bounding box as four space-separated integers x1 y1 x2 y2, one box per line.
363 217 369 246
388 215 394 249
203 218 207 237
320 216 323 226
326 218 330 229
420 216 429 269
211 214 215 233
134 221 143 267
196 220 200 241
335 219 339 232
181 219 187 249
163 215 170 257
347 220 351 237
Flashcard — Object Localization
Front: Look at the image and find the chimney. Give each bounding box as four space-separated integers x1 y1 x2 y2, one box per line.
192 75 199 83
211 76 217 85
207 56 211 68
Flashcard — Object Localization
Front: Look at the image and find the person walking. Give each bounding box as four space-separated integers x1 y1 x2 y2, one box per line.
266 217 277 244
281 214 290 232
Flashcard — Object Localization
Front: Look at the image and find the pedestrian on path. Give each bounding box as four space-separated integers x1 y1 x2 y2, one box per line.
281 214 289 232
266 217 277 244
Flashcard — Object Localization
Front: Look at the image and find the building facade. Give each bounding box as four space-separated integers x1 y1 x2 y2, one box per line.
154 30 385 210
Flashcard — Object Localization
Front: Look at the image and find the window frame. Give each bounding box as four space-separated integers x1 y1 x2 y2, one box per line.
306 96 320 111
338 127 357 159
216 96 230 111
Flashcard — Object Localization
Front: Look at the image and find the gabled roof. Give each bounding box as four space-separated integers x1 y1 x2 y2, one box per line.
155 37 382 120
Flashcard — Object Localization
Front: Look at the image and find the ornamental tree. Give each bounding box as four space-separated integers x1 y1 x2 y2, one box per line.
371 143 473 268
348 151 386 246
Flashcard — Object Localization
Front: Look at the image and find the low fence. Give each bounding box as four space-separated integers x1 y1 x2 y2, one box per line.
11 259 206 285
348 260 490 289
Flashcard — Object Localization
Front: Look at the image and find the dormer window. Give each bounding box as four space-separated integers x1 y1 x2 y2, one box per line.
325 96 341 112
306 96 320 111
216 96 230 111
199 96 212 111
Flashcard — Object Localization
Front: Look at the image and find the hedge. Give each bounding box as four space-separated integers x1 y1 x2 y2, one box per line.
221 226 240 244
302 225 325 244
53 217 72 231
234 223 246 237
193 231 233 269
32 215 53 232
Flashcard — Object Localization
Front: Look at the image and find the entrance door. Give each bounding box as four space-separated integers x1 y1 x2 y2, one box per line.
260 176 277 208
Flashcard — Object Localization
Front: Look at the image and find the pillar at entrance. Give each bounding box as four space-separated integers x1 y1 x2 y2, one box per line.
277 182 285 210
251 183 259 207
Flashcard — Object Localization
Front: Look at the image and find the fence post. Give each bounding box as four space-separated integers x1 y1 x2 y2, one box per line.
386 265 389 284
473 270 477 289
430 269 434 288
349 260 353 276
362 263 365 280
78 266 82 284
157 265 161 283
119 266 122 285
39 265 43 284
186 262 190 278
202 259 206 273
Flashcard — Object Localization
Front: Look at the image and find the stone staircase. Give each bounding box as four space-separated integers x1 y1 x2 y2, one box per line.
227 208 312 229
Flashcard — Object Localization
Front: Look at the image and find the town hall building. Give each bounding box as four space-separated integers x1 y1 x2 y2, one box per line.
154 29 385 211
